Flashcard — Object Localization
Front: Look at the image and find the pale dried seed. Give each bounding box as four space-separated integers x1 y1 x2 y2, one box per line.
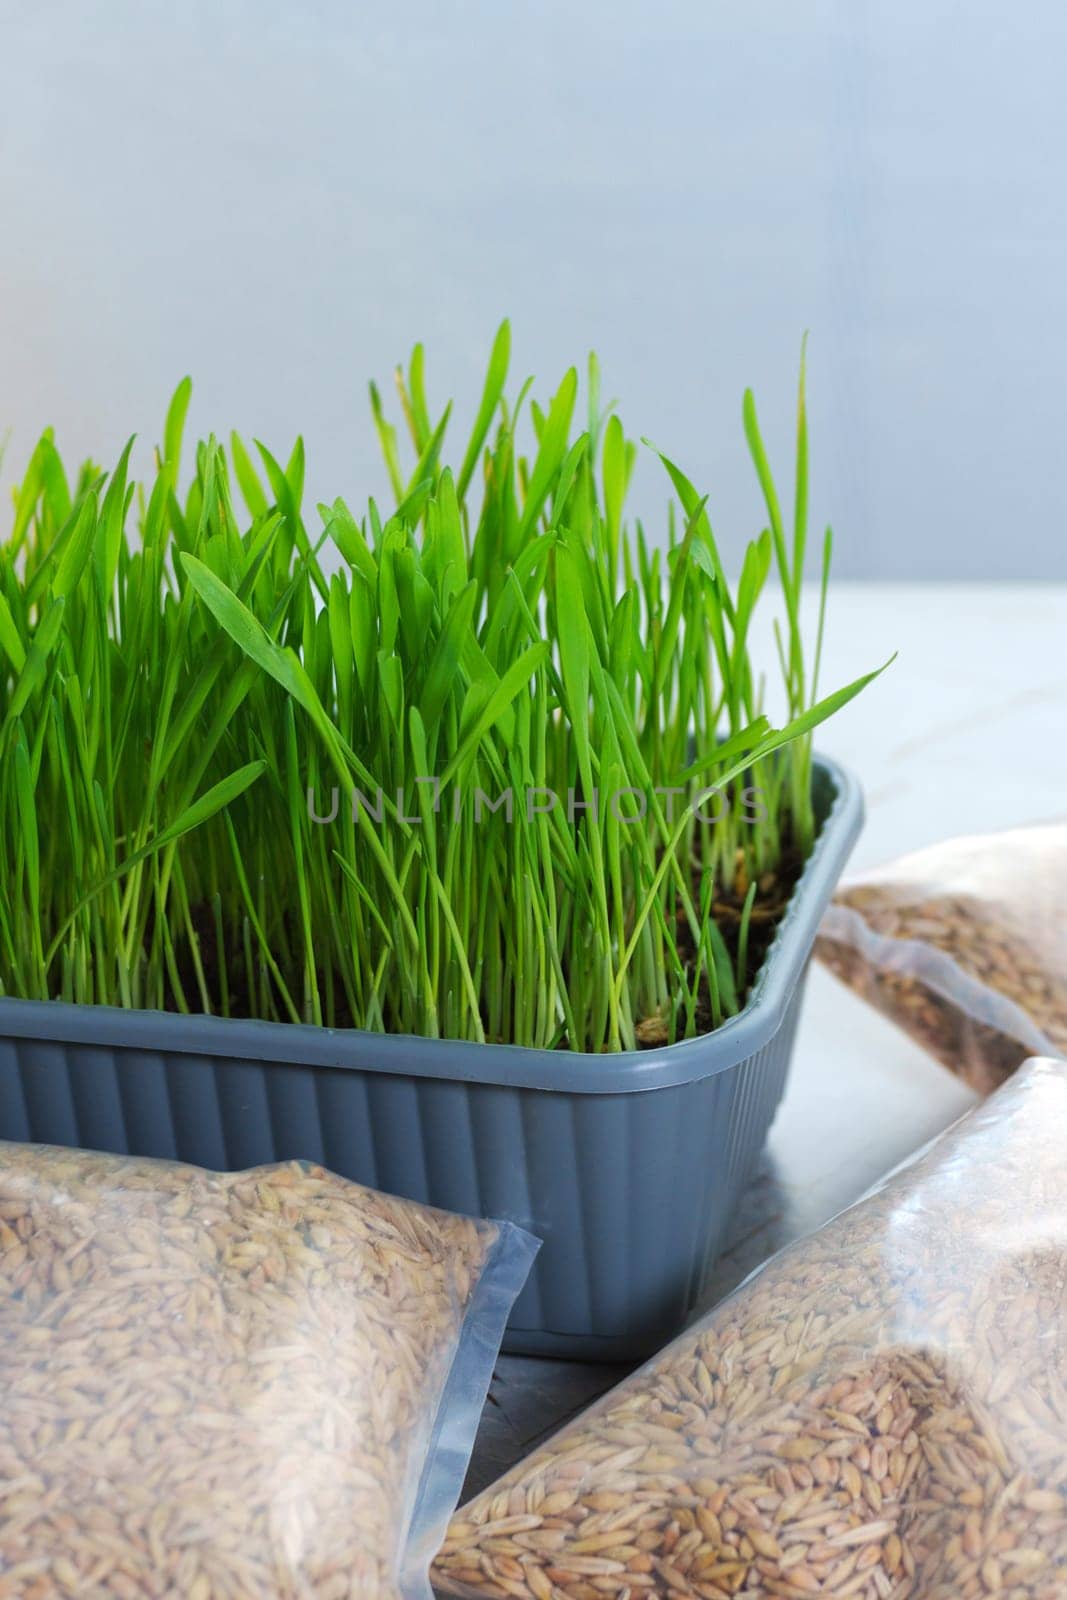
817 834 1067 1095
0 1143 506 1598
433 1061 1067 1600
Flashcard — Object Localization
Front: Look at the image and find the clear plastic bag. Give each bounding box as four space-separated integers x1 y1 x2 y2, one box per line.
433 1057 1067 1600
816 821 1067 1094
0 1143 537 1600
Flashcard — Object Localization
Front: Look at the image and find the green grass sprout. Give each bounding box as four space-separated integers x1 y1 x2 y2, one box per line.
0 327 887 1051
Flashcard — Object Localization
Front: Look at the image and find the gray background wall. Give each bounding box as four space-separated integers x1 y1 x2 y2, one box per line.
1 1 1063 579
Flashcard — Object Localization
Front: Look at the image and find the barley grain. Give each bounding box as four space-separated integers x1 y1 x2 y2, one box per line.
816 825 1067 1094
0 1143 506 1598
433 1059 1067 1600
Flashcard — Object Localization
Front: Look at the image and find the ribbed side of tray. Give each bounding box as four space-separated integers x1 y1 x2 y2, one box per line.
501 983 805 1357
0 981 804 1359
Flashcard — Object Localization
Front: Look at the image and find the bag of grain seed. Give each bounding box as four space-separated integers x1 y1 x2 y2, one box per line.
433 1057 1067 1600
0 1144 537 1600
815 821 1067 1095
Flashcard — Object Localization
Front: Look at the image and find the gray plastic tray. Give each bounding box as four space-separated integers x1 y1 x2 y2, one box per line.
0 754 861 1358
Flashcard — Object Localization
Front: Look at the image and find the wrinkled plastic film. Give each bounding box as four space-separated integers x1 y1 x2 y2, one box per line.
434 1058 1067 1600
816 821 1067 1093
0 1144 537 1599
405 1217 541 1594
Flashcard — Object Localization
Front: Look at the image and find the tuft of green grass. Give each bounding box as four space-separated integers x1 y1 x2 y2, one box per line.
0 327 887 1051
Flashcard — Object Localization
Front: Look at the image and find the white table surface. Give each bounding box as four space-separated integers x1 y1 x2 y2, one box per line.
462 581 1067 1500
